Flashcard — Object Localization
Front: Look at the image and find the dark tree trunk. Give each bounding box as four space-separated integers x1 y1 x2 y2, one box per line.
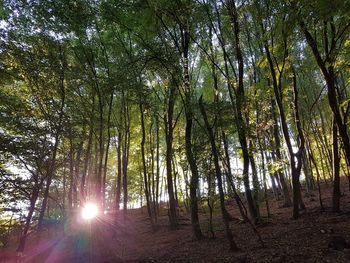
102 92 114 209
74 141 83 206
149 120 157 221
299 20 350 166
185 109 203 239
262 153 271 217
307 140 324 211
96 91 104 205
199 97 238 251
122 94 130 214
222 132 246 219
164 83 178 228
155 114 160 218
249 145 261 219
115 118 122 210
178 21 203 238
207 164 215 239
271 97 292 206
38 58 66 229
68 136 74 210
140 101 155 228
227 0 259 224
332 118 341 212
81 92 95 203
265 34 305 218
17 186 40 252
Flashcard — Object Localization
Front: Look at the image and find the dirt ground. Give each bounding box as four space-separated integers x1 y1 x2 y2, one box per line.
1 179 350 263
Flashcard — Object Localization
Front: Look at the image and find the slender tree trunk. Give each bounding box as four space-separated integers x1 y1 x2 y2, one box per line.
332 118 341 212
38 59 66 229
122 95 130 214
165 83 178 227
199 97 238 251
249 144 261 219
185 109 203 239
222 132 246 219
271 97 292 206
178 22 203 238
17 186 40 252
140 101 155 228
81 94 95 202
307 140 324 211
115 118 122 210
260 149 271 217
227 0 259 223
207 163 215 239
102 92 114 209
149 120 157 221
81 129 92 203
96 91 104 204
74 141 83 206
155 115 160 218
265 36 305 218
68 136 74 210
63 159 67 211
299 20 350 166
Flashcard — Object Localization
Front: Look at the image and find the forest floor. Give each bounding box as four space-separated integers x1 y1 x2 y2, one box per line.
1 179 350 263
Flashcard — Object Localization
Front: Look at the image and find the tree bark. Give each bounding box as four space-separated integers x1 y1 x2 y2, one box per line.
102 92 114 209
122 92 130 214
199 97 238 251
38 50 66 229
299 20 350 166
182 27 203 238
17 186 40 252
332 118 341 212
227 0 259 223
164 82 178 228
271 96 292 206
140 101 155 228
115 128 122 211
265 35 305 218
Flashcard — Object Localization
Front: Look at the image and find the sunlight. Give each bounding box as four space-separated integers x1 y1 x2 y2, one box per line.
81 203 98 220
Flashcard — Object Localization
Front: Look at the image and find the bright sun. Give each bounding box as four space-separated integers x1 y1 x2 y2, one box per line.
81 203 98 220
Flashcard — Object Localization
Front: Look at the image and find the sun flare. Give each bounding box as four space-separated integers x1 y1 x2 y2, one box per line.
81 203 98 220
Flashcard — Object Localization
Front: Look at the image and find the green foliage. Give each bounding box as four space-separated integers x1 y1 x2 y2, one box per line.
0 0 348 228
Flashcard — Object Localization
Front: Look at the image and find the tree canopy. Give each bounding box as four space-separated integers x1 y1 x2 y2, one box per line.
0 0 349 255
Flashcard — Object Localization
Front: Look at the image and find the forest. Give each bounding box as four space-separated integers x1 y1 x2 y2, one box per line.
0 0 350 262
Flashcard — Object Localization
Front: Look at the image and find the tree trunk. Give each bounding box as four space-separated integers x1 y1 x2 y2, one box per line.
307 140 324 211
74 141 83 206
164 83 178 228
140 101 155 228
115 120 122 210
222 132 246 219
260 149 271 217
17 186 40 252
299 20 350 166
155 114 160 218
265 37 305 218
68 136 74 210
271 97 292 206
249 144 261 219
122 94 130 214
199 97 238 251
332 118 341 212
102 92 114 209
38 62 66 229
227 0 259 224
96 91 104 204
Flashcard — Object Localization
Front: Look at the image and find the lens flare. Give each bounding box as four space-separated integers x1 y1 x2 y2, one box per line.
81 203 98 220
